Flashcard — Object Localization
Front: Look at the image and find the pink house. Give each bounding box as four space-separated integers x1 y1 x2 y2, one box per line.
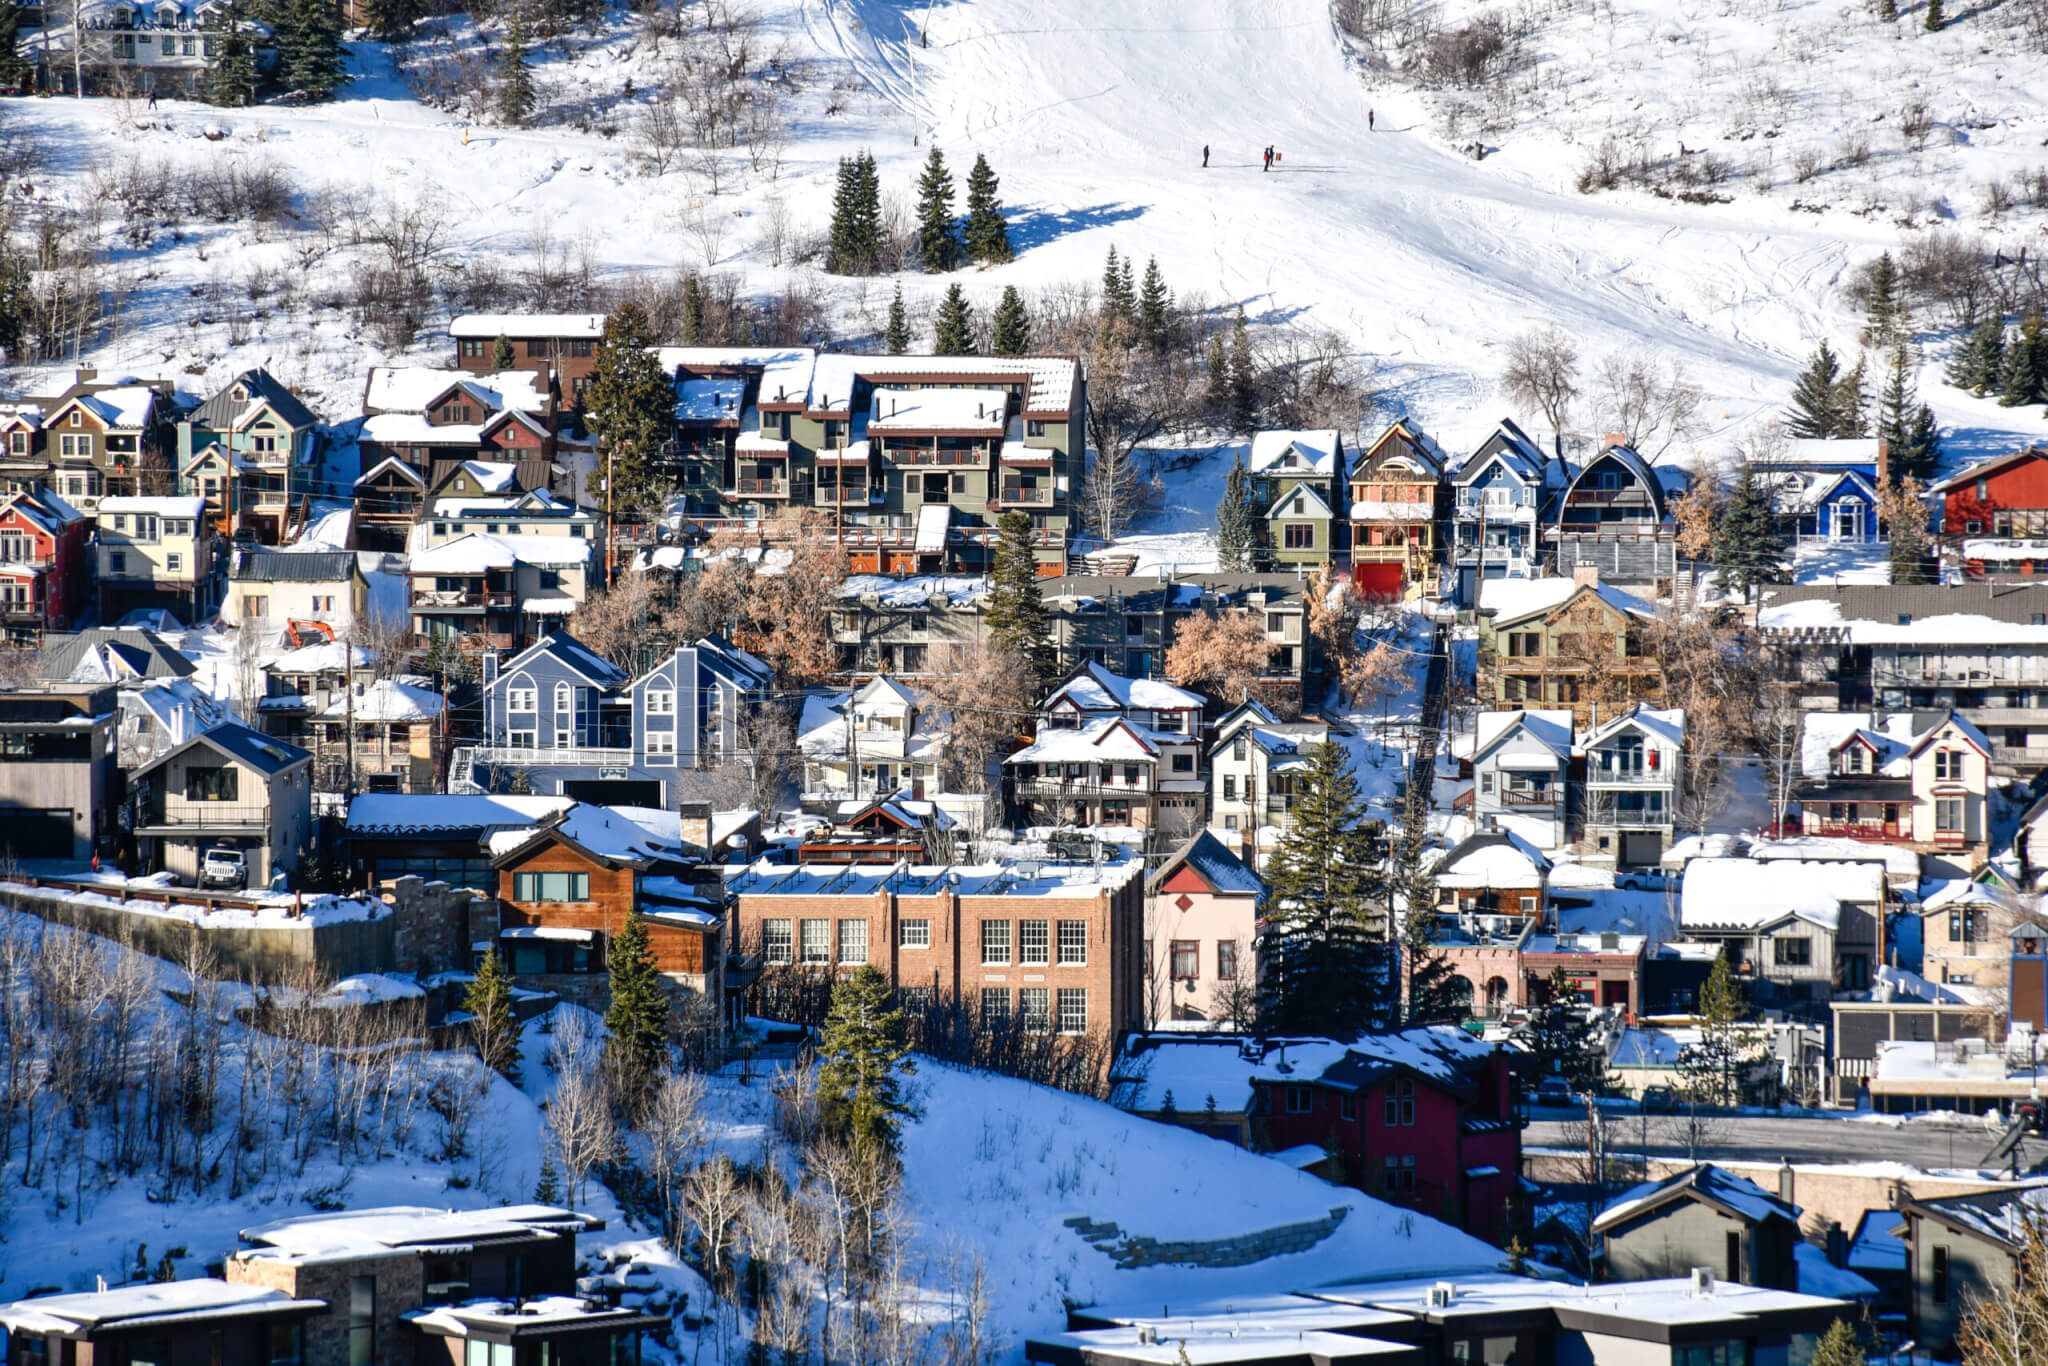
1143 829 1263 1027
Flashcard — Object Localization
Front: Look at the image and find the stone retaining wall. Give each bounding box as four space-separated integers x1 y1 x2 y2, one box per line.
1063 1205 1351 1269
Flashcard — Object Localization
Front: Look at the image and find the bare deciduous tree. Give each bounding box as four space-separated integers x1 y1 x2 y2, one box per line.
1164 611 1276 708
1500 326 1579 449
1591 352 1702 458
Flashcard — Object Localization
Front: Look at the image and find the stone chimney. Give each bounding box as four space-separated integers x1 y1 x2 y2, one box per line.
678 800 713 853
1572 564 1602 589
1602 432 1629 450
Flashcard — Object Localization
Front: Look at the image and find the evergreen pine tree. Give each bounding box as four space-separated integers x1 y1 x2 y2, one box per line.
1676 954 1758 1107
1710 463 1787 602
914 145 960 273
1522 966 1613 1093
534 1146 562 1204
681 274 706 344
1099 246 1136 345
932 282 975 355
1875 341 1915 466
884 283 910 355
1259 741 1396 1037
602 908 671 1102
1118 255 1137 325
1946 319 2003 396
1137 257 1171 349
463 947 519 1082
1859 251 1906 350
204 4 257 108
1832 355 1868 437
0 2 30 89
985 510 1056 683
990 285 1030 355
825 151 882 276
1810 1319 1865 1366
962 152 1013 265
826 156 859 274
816 965 917 1154
496 8 536 127
1902 403 1940 484
584 301 673 512
1785 340 1846 438
1399 842 1462 1026
490 333 517 372
279 0 348 99
1216 456 1260 571
1205 333 1230 414
1998 313 2044 407
1924 0 1942 29
358 0 422 42
1228 308 1258 433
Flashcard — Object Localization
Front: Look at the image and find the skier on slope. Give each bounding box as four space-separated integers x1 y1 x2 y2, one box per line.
1203 144 1210 167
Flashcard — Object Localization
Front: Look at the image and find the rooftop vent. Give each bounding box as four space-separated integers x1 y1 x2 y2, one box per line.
1428 1283 1457 1309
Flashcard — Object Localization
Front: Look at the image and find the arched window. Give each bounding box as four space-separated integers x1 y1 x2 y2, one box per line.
554 682 574 745
1484 977 1511 1013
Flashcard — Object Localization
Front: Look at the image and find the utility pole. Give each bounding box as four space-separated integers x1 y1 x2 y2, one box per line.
604 442 617 584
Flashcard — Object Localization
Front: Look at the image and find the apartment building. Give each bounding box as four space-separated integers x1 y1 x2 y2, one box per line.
94 493 224 625
1007 665 1208 837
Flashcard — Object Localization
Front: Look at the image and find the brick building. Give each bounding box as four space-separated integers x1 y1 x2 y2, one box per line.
726 855 1146 1037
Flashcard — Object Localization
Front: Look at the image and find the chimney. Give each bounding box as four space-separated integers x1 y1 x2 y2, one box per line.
1572 564 1601 589
678 800 712 851
1602 432 1628 450
1778 1156 1794 1207
1875 436 1890 488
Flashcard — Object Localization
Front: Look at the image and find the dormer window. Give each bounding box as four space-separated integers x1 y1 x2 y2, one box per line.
1839 744 1868 776
1935 749 1964 781
230 386 247 402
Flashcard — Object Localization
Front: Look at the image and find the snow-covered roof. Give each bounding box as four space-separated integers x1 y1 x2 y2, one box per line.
488 802 697 867
1008 715 1163 764
1593 1163 1799 1235
1795 1242 1878 1300
730 855 1143 900
1248 429 1341 476
0 1281 314 1337
1113 1028 1499 1114
449 312 606 339
1148 829 1264 898
1750 837 1922 882
1479 576 1654 626
408 1296 663 1338
1582 704 1684 750
1679 857 1884 932
1046 661 1206 715
98 494 206 519
1474 708 1574 761
655 346 819 405
807 353 1079 415
236 1204 597 1263
1796 708 1987 780
675 376 746 423
1778 437 1886 469
1434 830 1551 889
1757 595 2048 646
316 679 443 724
869 386 1010 434
344 793 576 836
365 367 551 415
65 385 159 429
409 532 590 573
1454 419 1548 486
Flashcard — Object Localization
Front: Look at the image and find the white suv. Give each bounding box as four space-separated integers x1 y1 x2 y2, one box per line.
199 848 247 889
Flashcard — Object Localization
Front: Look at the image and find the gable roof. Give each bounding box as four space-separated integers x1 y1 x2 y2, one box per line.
1454 419 1548 486
1267 481 1334 521
1593 1164 1800 1236
1800 708 1988 781
1350 419 1447 479
1680 857 1884 932
1900 1185 2048 1253
496 631 629 690
1045 661 1205 715
1473 709 1574 764
229 548 359 584
1928 446 2048 495
1483 578 1656 630
1007 715 1162 764
189 368 319 433
1435 830 1552 888
132 718 309 781
1147 829 1264 898
38 629 195 684
1582 704 1685 750
1247 430 1341 477
354 455 428 489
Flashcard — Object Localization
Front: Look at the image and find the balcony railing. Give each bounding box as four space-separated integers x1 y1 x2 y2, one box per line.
1014 775 1154 797
733 477 787 497
1498 788 1559 807
1585 766 1668 787
815 485 873 506
997 485 1053 506
888 447 990 467
473 745 640 768
1802 820 1905 842
412 588 515 610
136 804 272 832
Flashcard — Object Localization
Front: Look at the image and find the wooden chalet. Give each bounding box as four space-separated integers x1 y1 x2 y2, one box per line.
1347 418 1447 600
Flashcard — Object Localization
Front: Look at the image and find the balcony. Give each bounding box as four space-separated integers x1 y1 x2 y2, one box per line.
887 446 990 467
1584 766 1669 787
1013 774 1154 798
1498 788 1559 807
135 803 272 835
473 745 639 768
1584 808 1671 830
815 484 873 507
996 485 1053 507
1801 820 1906 843
732 477 788 498
412 587 515 610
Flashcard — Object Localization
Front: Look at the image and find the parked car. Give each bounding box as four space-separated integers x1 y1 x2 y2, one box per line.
1534 1076 1574 1106
1616 868 1671 892
1639 1085 1679 1114
199 848 247 890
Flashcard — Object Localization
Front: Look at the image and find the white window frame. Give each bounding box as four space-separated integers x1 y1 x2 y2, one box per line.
837 918 868 966
900 918 930 949
646 689 675 715
507 687 538 713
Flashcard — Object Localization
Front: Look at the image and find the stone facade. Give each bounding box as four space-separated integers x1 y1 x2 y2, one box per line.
229 1252 424 1366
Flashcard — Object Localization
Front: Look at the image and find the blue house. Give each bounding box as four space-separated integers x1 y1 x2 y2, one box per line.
464 629 775 807
1450 419 1557 603
1769 468 1886 544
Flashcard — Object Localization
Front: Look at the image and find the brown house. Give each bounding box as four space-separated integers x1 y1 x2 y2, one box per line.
728 855 1147 1037
1347 418 1447 600
0 1281 326 1366
450 313 607 392
36 380 179 508
1476 568 1663 726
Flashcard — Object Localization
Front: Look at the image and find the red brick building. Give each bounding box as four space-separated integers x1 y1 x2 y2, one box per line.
727 856 1146 1037
1115 1029 1522 1244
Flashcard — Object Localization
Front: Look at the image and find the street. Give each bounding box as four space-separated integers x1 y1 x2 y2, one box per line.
1524 1106 2046 1174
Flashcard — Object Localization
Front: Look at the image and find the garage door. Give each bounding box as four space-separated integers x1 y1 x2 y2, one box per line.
1620 831 1664 867
563 779 665 808
0 807 72 857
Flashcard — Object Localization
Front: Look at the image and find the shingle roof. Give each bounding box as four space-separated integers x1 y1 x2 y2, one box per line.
230 548 358 583
1147 829 1264 898
189 369 319 432
37 629 195 684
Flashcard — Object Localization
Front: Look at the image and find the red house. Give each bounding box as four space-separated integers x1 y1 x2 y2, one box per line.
0 486 89 640
1932 447 2048 576
1114 1027 1522 1244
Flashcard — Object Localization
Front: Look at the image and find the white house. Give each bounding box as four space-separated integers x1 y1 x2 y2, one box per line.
1470 708 1574 849
94 494 220 626
798 675 949 801
1579 704 1685 867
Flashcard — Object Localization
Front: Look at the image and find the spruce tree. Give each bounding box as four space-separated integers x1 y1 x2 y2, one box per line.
1205 333 1230 414
534 1147 562 1204
1946 319 2003 397
1832 355 1868 437
1710 463 1786 602
1521 966 1612 1093
1998 313 2044 407
985 510 1055 684
1859 251 1906 350
932 282 975 355
914 145 960 273
0 2 26 90
279 0 347 99
1217 455 1259 571
962 153 1013 265
496 8 536 127
1785 340 1845 439
490 333 518 372
1902 404 1940 484
884 283 910 355
584 301 674 511
990 285 1030 356
204 4 257 108
816 965 917 1155
681 275 706 344
1259 741 1396 1037
1811 1320 1865 1366
1099 246 1135 345
1875 342 1916 469
1676 954 1758 1106
1398 834 1461 1026
1137 257 1171 349
602 908 671 1102
1228 308 1258 433
826 151 882 276
463 947 520 1082
1924 0 1942 29
358 0 422 42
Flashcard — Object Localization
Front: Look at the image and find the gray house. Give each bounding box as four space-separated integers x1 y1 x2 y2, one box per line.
1594 1165 1802 1291
0 684 120 863
1450 419 1557 603
1895 1186 2046 1352
1471 708 1573 849
466 629 775 807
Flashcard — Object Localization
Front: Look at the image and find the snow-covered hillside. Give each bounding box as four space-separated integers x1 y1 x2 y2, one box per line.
4 0 2045 475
